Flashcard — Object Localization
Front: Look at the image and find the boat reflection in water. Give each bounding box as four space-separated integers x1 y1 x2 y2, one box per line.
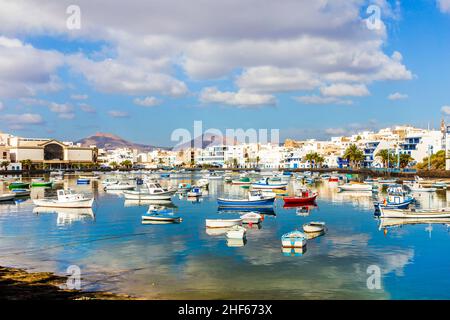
227 238 247 247
205 227 231 236
282 203 318 216
124 199 177 208
379 217 450 231
33 207 95 225
282 246 307 257
217 207 276 216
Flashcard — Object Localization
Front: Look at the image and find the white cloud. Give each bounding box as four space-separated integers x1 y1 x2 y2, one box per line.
0 36 64 98
79 103 96 113
321 83 370 97
108 110 130 118
294 95 353 105
133 96 161 107
388 92 408 100
437 0 450 13
0 113 44 129
70 94 88 100
200 87 276 107
441 105 450 115
0 1 412 103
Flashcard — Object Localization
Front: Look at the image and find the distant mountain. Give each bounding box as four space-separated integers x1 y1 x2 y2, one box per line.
76 132 166 151
173 133 238 150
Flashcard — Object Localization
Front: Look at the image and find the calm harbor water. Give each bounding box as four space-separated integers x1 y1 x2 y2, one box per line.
1 173 450 299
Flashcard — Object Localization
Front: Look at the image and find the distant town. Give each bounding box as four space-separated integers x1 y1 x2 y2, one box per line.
1 122 449 172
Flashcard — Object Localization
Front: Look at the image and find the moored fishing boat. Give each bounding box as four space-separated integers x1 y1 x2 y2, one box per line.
281 231 307 248
231 177 252 185
217 190 275 207
205 218 242 228
283 189 317 205
338 183 372 192
33 189 94 208
123 182 176 200
206 172 223 180
240 212 262 224
251 177 287 190
8 182 30 190
226 225 246 239
0 193 15 202
187 187 202 197
31 179 53 187
104 181 135 190
141 206 182 224
378 205 450 218
76 178 91 185
303 221 326 233
195 178 209 188
11 189 31 197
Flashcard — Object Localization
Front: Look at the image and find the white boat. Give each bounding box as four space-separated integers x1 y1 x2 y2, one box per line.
33 189 94 208
11 189 31 197
206 172 223 180
226 225 246 239
302 221 326 233
0 193 15 202
104 181 135 190
281 231 307 248
338 183 373 192
102 178 119 186
406 182 436 193
378 206 450 218
187 187 202 197
205 218 242 228
251 178 287 190
240 212 262 224
123 182 176 200
196 178 209 188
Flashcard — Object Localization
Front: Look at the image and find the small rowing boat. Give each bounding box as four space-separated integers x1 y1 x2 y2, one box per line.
281 231 307 248
302 221 326 233
251 178 287 190
338 183 372 192
283 189 317 205
205 218 242 228
141 207 182 224
378 205 450 218
226 225 246 239
217 190 275 207
240 212 262 224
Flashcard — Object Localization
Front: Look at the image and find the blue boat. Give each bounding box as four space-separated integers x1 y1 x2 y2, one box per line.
77 178 90 184
251 178 287 190
217 190 275 207
142 207 181 224
374 185 415 210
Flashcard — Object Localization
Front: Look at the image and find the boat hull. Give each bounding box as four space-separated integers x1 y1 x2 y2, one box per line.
33 198 94 208
205 219 242 228
283 194 317 205
281 238 307 248
8 183 30 190
123 190 176 200
251 183 287 189
379 207 450 218
217 197 275 207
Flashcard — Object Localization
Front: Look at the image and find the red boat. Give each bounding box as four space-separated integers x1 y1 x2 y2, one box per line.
283 190 318 205
328 176 339 182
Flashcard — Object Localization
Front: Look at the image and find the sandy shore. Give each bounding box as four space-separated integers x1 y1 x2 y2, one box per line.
0 266 135 300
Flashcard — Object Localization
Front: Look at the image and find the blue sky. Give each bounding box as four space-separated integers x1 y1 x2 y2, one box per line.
0 0 449 146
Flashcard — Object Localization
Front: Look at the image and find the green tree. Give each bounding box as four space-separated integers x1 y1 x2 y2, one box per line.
399 153 414 168
343 144 365 168
120 160 133 168
255 156 261 168
375 149 396 168
0 161 10 170
416 150 445 170
20 159 32 171
109 161 119 169
304 152 324 168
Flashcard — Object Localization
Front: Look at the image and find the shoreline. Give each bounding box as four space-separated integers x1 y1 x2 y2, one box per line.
0 265 135 300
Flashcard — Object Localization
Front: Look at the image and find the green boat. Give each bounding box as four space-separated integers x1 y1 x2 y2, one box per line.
231 177 252 185
8 182 30 190
31 179 53 187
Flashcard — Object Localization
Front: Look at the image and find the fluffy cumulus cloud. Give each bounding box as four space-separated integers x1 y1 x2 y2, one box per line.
0 113 44 130
0 36 63 98
133 96 161 107
320 83 370 97
200 87 276 107
438 0 450 13
388 92 408 100
0 0 413 108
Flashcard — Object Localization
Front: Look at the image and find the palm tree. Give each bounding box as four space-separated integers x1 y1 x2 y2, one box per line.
120 160 132 168
375 149 396 168
304 152 316 168
343 144 365 168
399 153 414 168
233 158 238 168
256 156 261 168
20 159 32 171
315 154 325 168
1 161 10 170
109 161 119 169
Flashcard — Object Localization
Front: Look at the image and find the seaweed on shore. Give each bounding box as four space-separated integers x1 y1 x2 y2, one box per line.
0 266 134 300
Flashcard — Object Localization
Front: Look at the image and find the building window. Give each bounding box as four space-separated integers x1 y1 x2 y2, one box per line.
44 143 64 161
